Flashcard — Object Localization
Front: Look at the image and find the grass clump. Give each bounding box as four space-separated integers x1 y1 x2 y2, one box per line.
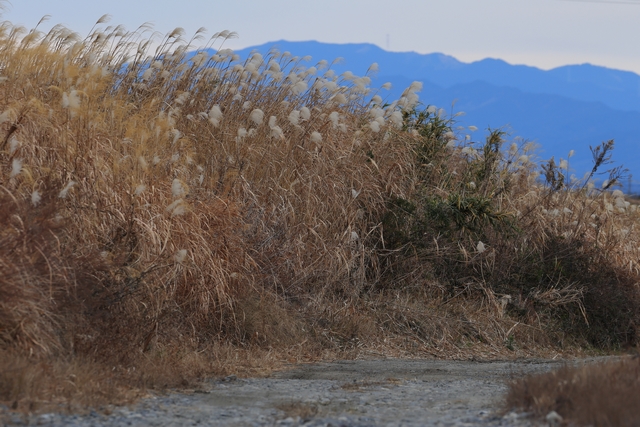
505 356 640 426
0 12 639 411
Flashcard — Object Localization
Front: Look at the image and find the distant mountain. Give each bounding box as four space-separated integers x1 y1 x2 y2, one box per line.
233 41 640 191
235 40 640 113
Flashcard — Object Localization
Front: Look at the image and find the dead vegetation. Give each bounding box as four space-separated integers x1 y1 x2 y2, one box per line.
0 12 638 413
505 356 640 426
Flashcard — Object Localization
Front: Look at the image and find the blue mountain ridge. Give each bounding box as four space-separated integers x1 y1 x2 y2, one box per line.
229 40 640 191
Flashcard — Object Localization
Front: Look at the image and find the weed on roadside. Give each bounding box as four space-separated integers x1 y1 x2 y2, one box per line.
505 356 640 426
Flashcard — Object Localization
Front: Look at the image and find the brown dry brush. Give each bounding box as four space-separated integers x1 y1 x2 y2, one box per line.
0 18 410 365
0 185 71 356
505 356 640 426
0 14 639 407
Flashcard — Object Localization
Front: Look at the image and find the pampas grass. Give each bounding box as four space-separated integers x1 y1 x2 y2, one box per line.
0 13 638 410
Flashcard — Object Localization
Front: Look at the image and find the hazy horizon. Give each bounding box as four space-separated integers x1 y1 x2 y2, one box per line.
3 0 640 75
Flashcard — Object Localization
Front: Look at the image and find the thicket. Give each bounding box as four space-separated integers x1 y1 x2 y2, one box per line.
0 15 638 408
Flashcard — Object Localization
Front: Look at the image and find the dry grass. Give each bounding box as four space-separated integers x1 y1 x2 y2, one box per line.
505 356 640 426
0 13 638 413
0 349 137 413
0 343 285 413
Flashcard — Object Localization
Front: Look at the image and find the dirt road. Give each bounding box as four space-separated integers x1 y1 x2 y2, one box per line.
4 358 601 426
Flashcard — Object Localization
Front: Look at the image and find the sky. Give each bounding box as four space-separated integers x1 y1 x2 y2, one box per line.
3 0 640 74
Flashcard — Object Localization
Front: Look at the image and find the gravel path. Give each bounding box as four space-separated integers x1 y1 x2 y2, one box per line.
2 358 588 426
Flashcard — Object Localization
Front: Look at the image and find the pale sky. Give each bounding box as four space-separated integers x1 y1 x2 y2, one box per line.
3 0 640 74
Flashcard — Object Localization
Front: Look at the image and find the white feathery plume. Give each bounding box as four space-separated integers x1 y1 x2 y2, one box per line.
31 190 41 207
208 105 223 127
9 135 21 156
288 110 300 126
166 199 186 216
310 132 322 143
332 93 347 104
138 156 148 171
329 111 340 128
172 178 187 198
10 158 22 177
389 111 403 128
59 181 76 199
174 249 188 264
268 60 281 72
291 81 307 95
250 108 264 125
270 126 284 139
